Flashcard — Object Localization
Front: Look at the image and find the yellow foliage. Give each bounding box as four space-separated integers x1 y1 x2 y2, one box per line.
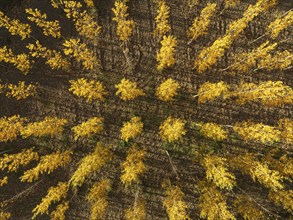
50 201 69 220
0 115 24 142
26 8 61 38
0 46 31 74
32 182 68 219
64 1 101 45
27 40 70 70
0 11 31 39
159 117 186 142
250 161 283 191
233 154 284 191
259 50 293 71
115 78 145 101
20 150 72 182
267 11 293 39
69 78 107 102
69 143 112 188
203 155 236 190
71 117 104 141
154 1 171 37
234 195 265 220
0 211 11 220
195 0 277 73
120 117 143 142
278 118 293 144
0 176 8 187
84 0 94 8
112 1 135 41
197 81 230 104
156 35 177 71
86 179 111 220
0 82 4 93
121 145 146 187
234 81 293 107
233 121 281 144
199 184 236 220
197 122 228 141
163 185 190 220
0 148 39 172
194 35 233 73
269 190 293 214
125 199 146 220
63 38 99 70
156 78 180 101
6 81 36 100
21 117 67 138
231 41 277 73
187 3 217 42
224 0 240 8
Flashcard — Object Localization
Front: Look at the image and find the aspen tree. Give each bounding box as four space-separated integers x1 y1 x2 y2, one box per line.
233 195 265 220
197 81 230 104
0 46 31 74
32 182 68 219
63 38 99 70
0 11 31 39
163 185 190 220
224 0 240 8
71 117 104 141
69 78 107 102
159 117 186 142
187 3 217 42
125 199 146 220
20 151 72 182
112 0 135 42
258 50 293 71
194 35 233 73
267 11 293 39
50 201 69 220
69 143 112 188
232 154 284 191
156 35 177 71
0 115 24 142
0 212 11 220
86 179 111 220
231 41 277 73
26 8 61 38
84 0 94 8
233 121 281 144
0 176 8 187
196 122 228 141
203 155 236 190
63 1 101 45
269 190 293 214
156 78 180 101
21 117 67 138
27 41 70 70
115 78 145 101
6 81 36 100
154 1 171 37
0 148 39 172
234 81 293 106
50 0 62 8
120 117 143 142
121 145 146 187
0 82 4 93
199 184 235 220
